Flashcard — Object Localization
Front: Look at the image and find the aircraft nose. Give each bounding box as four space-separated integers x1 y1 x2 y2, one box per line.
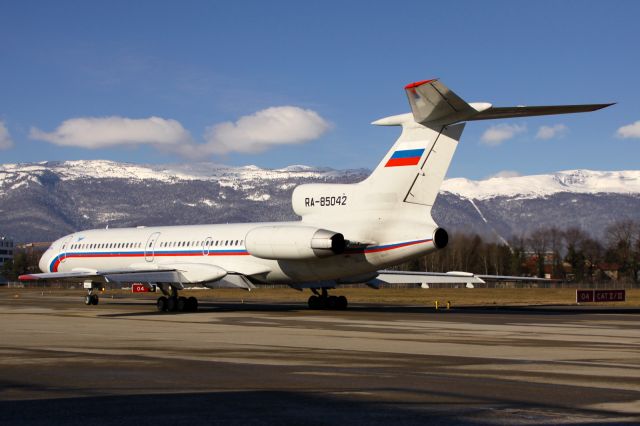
39 250 51 273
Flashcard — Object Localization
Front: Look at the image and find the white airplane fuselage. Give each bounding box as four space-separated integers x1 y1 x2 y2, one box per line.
40 219 440 284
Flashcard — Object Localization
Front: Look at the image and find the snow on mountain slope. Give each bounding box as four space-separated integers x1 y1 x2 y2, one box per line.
0 160 366 187
1 160 640 242
3 161 639 199
441 170 640 200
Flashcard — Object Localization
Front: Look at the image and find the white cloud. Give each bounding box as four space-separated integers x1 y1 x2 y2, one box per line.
486 170 521 179
29 106 330 158
616 120 640 139
202 106 331 154
29 116 192 149
480 123 526 146
0 121 14 150
536 124 568 140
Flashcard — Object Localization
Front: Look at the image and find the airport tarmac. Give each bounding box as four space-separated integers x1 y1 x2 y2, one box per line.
1 290 639 425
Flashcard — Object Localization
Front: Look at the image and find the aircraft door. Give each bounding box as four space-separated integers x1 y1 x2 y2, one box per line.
60 237 73 264
202 236 213 256
144 232 161 262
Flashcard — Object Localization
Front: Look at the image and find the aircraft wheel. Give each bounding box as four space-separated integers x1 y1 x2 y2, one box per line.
167 296 178 312
337 295 348 310
84 295 92 305
308 295 320 309
187 297 198 312
91 295 99 305
327 295 338 310
157 296 168 312
177 296 188 312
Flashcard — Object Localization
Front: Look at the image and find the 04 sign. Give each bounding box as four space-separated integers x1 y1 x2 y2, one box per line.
132 283 157 293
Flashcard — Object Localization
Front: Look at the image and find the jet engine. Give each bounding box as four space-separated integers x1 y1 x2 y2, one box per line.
433 227 448 249
245 226 346 260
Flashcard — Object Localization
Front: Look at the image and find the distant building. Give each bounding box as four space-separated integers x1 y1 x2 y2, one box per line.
0 236 14 267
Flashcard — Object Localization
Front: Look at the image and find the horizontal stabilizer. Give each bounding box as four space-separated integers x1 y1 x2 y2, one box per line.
469 103 614 121
405 79 478 125
403 78 613 126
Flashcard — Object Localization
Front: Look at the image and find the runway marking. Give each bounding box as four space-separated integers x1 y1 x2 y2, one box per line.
420 370 640 392
583 400 640 414
292 372 363 377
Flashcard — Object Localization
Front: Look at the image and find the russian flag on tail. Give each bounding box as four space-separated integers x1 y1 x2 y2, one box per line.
385 148 425 167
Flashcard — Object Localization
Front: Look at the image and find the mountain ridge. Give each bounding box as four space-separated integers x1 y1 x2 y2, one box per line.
1 160 639 243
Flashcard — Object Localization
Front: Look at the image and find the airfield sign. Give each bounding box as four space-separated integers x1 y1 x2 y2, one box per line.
576 289 625 303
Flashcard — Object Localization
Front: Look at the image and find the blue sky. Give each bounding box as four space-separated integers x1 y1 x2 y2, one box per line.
1 0 639 179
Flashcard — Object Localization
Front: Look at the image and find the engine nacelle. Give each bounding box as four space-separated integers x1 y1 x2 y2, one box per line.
433 227 448 249
245 226 346 260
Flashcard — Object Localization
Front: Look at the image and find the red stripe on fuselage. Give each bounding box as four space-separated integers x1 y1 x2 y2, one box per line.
364 239 428 253
51 251 249 271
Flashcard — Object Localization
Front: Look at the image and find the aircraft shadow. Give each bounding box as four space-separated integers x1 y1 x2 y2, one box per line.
0 388 632 426
98 300 640 318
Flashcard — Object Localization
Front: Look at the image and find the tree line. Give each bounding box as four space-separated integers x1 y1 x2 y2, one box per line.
402 220 640 284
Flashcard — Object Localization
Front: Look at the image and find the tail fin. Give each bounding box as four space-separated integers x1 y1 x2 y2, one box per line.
363 115 463 208
292 79 612 222
362 78 613 210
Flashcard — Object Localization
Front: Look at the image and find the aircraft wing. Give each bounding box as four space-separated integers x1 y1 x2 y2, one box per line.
18 261 271 289
373 270 552 288
19 268 182 283
373 270 485 287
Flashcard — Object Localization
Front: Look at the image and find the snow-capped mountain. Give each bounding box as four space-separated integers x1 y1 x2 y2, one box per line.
1 160 639 243
442 170 640 200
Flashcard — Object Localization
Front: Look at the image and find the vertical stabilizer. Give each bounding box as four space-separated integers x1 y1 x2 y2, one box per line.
363 114 464 210
404 123 464 206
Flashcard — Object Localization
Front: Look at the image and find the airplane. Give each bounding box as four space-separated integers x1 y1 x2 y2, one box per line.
19 79 612 312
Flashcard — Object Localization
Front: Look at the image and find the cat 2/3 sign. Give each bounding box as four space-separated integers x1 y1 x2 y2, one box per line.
576 289 625 303
132 283 157 293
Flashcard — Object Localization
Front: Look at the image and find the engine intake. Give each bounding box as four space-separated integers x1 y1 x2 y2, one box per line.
245 226 346 260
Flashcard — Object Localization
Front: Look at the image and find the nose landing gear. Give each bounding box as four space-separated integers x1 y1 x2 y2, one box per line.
83 281 101 306
308 288 348 310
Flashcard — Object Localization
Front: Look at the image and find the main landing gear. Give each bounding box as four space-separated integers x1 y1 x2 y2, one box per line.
308 288 348 310
156 286 198 313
